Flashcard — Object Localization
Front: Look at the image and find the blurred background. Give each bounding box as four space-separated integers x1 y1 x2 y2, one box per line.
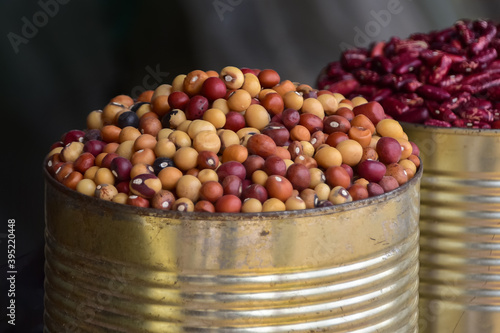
1 0 499 331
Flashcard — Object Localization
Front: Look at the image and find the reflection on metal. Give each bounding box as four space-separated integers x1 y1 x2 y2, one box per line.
402 123 500 333
44 166 421 332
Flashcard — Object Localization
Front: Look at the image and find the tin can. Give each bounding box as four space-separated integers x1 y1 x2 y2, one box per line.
43 166 421 332
401 123 500 333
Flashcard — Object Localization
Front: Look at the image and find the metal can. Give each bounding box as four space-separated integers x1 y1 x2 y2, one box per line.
401 123 500 333
43 166 421 332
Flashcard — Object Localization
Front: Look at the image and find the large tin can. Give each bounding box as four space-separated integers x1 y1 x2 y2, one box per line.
401 123 500 333
43 166 421 333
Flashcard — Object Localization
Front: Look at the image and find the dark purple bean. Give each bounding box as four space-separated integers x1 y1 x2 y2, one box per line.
396 93 424 107
439 92 471 111
483 22 497 41
490 60 500 69
488 87 500 101
441 42 465 55
410 32 433 43
340 50 367 70
434 27 456 43
371 56 393 74
417 85 451 101
476 122 492 129
424 119 452 127
458 108 494 122
427 102 457 122
470 77 500 94
380 73 397 87
380 97 409 117
461 70 498 86
372 88 393 102
451 60 479 73
439 108 458 122
326 62 345 77
418 66 432 85
464 98 492 110
324 79 359 96
353 69 380 84
452 119 474 128
401 78 423 92
394 74 418 90
383 37 401 57
428 55 452 85
470 36 489 55
317 78 337 90
439 74 464 88
473 19 489 32
420 49 442 66
394 39 429 54
442 52 467 63
394 58 422 75
455 20 475 45
396 107 429 123
471 47 498 65
352 85 377 99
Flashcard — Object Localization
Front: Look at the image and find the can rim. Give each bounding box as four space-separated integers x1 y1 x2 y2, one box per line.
400 121 500 136
43 160 422 221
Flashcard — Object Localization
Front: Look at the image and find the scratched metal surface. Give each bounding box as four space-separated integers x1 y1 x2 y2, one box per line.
43 167 421 332
403 123 500 333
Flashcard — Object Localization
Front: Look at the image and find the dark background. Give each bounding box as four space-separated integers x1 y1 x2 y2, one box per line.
1 0 499 331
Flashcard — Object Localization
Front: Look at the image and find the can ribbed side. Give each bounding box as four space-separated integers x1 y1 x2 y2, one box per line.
402 123 500 333
44 167 421 332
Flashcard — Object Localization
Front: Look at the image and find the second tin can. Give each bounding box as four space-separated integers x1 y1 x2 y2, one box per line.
402 123 500 333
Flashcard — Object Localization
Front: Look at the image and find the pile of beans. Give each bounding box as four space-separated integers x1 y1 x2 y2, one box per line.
318 19 500 129
45 66 420 213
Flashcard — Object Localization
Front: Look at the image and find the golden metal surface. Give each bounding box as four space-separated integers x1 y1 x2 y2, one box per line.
44 166 421 332
402 123 500 333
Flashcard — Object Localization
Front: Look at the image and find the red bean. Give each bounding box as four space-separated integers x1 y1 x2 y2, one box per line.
472 48 498 65
215 194 242 213
376 137 402 164
324 79 359 96
357 160 386 183
371 56 393 74
222 175 243 197
380 97 409 118
353 69 380 84
438 74 464 88
263 155 287 177
340 49 367 70
397 107 429 123
458 108 494 122
352 101 385 126
394 58 422 76
216 161 246 181
241 183 268 203
428 55 452 85
455 20 474 45
416 85 451 101
424 119 452 127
